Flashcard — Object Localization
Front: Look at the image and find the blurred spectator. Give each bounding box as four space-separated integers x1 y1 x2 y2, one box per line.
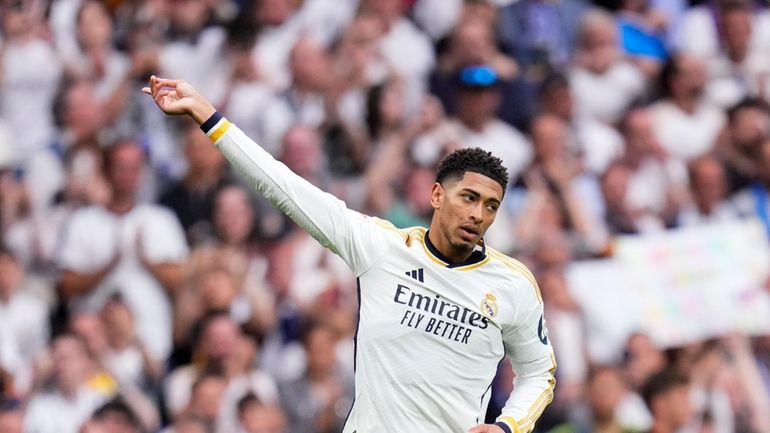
676 0 770 62
678 156 740 225
650 54 725 162
23 334 113 433
0 247 49 396
165 314 278 422
160 122 233 245
546 365 639 433
734 137 770 235
259 36 334 155
279 321 354 433
538 72 623 175
81 398 143 433
497 0 590 77
237 393 287 433
443 65 531 180
163 416 209 433
705 1 770 109
181 372 227 432
0 0 63 166
57 140 188 362
641 370 694 433
571 9 646 125
718 97 770 192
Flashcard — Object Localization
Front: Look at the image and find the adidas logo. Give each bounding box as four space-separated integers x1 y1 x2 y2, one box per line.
405 268 424 283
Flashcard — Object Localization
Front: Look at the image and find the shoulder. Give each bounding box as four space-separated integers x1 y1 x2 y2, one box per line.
368 216 428 246
486 247 543 304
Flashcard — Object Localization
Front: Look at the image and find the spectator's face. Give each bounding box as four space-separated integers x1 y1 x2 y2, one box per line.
406 167 436 217
624 110 660 155
185 127 225 175
541 82 574 120
77 1 113 49
378 81 405 129
189 377 226 422
0 410 22 433
172 419 207 433
588 368 626 420
431 172 503 254
1 1 30 39
0 252 22 300
452 20 494 65
102 300 135 345
70 313 109 357
52 336 91 392
580 20 618 74
539 268 574 310
654 384 694 429
280 126 322 178
690 158 727 209
305 327 337 377
624 333 666 388
213 187 255 245
255 0 294 26
730 107 770 150
290 39 331 91
200 269 237 312
64 82 105 137
601 165 631 210
170 0 209 34
759 140 770 179
532 115 567 162
107 143 144 198
721 9 752 54
240 403 287 433
200 317 240 361
456 87 500 128
672 56 707 99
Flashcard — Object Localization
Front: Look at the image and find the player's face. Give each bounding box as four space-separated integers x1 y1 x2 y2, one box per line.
431 172 503 255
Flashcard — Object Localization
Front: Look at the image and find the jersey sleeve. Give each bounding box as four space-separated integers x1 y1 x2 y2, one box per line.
495 277 557 433
202 113 394 276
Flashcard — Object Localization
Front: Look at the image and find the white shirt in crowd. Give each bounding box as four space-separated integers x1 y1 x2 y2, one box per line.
0 38 62 165
447 118 533 182
0 289 49 394
23 387 108 433
56 204 189 362
570 61 645 125
649 99 725 162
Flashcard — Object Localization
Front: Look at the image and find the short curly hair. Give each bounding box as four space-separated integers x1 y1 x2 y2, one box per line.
435 148 509 192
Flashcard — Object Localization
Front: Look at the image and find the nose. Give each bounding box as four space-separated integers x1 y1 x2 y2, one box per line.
469 202 483 222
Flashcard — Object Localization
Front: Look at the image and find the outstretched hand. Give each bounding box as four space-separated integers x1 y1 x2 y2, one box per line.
141 75 215 124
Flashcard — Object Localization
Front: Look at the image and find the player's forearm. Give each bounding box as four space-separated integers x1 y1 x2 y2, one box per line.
496 364 556 433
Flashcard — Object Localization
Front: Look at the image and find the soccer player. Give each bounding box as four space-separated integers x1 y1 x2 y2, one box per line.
143 76 556 433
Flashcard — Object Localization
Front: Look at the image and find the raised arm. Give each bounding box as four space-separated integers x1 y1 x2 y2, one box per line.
143 76 394 275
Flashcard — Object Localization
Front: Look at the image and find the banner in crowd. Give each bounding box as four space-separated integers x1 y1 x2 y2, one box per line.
566 219 770 363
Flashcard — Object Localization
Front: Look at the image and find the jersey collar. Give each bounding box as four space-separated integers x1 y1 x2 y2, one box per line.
424 230 488 269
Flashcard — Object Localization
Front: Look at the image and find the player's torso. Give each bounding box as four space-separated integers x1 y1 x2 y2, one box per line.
345 229 513 432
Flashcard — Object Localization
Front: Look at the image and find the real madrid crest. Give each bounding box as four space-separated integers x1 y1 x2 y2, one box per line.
480 292 498 318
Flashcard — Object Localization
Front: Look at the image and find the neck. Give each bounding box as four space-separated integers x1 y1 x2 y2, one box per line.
426 227 474 263
109 195 135 214
673 94 697 114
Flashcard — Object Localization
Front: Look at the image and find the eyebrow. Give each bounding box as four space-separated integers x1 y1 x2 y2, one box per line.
460 188 501 205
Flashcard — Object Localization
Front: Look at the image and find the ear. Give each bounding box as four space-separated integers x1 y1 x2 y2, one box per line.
430 182 443 210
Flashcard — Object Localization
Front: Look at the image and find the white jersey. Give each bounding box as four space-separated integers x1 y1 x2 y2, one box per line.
202 114 556 433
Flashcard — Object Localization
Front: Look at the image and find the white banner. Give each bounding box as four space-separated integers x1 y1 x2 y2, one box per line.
566 219 770 363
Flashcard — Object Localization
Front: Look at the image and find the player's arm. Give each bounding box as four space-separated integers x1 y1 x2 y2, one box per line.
493 281 557 433
143 76 390 275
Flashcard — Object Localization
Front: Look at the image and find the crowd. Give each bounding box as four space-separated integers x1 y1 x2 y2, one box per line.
2 0 770 432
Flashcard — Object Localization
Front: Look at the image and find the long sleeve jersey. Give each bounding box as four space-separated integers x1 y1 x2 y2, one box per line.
202 113 556 433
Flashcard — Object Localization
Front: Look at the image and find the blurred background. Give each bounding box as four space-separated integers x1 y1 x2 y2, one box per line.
2 0 770 432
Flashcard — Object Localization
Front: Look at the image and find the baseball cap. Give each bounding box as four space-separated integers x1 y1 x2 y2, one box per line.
457 65 499 88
